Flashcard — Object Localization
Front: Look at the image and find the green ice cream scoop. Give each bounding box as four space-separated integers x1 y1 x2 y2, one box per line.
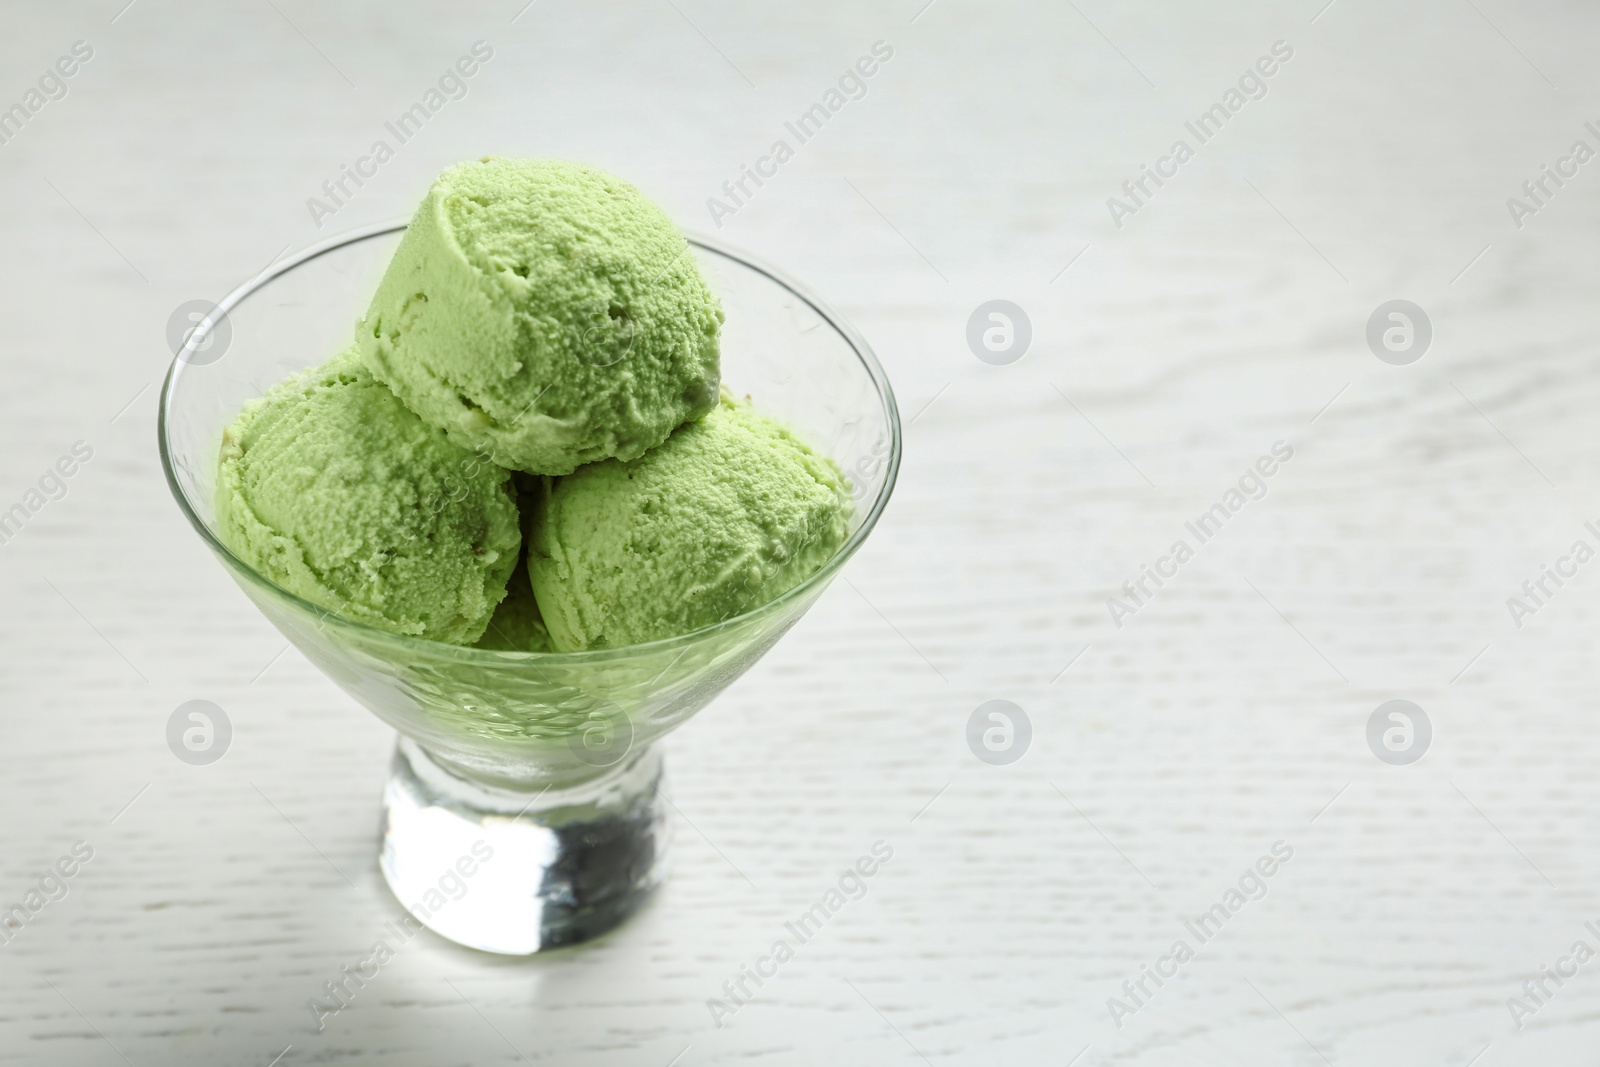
357 157 724 475
474 555 554 653
216 350 521 645
529 390 853 651
474 476 554 653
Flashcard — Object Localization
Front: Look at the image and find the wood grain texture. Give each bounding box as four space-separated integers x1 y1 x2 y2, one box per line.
2 0 1598 1063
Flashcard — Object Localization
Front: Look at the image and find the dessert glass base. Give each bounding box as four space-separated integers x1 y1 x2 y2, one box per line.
383 737 667 954
159 221 900 953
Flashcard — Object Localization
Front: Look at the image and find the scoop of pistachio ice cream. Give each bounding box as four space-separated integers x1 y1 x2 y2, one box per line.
528 390 853 651
216 350 520 644
474 554 554 653
356 157 723 475
474 475 554 653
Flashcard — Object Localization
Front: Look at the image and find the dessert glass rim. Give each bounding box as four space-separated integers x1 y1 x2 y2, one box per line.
157 218 903 665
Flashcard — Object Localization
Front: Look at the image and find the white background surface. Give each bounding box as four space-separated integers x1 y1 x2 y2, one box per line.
3 1 1600 1063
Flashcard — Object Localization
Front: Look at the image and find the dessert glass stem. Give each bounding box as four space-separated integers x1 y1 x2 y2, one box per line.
380 736 669 954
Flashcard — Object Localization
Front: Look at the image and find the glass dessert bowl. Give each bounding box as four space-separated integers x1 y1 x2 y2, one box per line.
159 222 901 954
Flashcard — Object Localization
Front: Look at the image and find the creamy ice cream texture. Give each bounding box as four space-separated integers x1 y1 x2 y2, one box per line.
529 389 853 651
475 554 554 653
474 475 554 653
357 157 723 476
218 159 854 654
217 350 520 644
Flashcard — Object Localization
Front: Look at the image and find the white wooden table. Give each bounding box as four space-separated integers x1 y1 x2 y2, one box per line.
3 0 1599 1062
